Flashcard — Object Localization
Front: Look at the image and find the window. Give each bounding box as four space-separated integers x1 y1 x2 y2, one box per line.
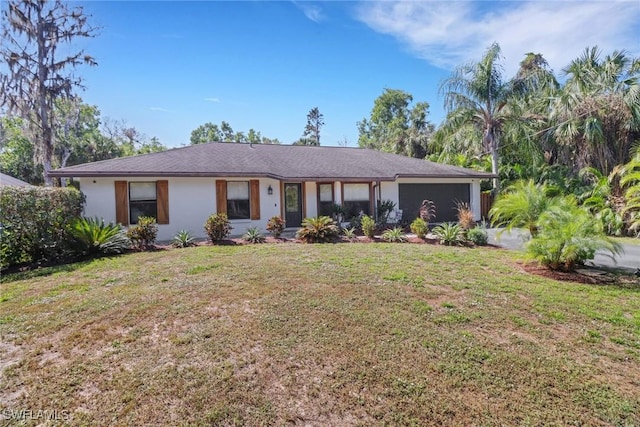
129 182 157 224
343 183 370 218
216 179 260 220
317 183 334 217
114 180 168 226
226 181 250 220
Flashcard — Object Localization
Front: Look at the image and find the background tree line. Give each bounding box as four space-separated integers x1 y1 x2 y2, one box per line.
359 44 638 194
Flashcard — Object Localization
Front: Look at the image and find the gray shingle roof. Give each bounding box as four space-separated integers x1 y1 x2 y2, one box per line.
49 142 494 181
0 172 32 187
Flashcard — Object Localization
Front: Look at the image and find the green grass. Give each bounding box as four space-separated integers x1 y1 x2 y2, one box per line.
1 243 639 426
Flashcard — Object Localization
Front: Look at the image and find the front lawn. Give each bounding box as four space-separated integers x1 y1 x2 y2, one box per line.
1 244 639 426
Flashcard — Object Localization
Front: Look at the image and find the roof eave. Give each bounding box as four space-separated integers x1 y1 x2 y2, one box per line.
48 171 284 179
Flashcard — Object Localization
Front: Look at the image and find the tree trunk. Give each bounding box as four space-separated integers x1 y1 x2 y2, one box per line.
487 130 500 194
37 7 54 186
491 146 500 194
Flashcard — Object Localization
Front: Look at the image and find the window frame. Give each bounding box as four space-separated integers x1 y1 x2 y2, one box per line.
226 181 251 220
342 182 372 217
128 181 158 225
316 182 335 217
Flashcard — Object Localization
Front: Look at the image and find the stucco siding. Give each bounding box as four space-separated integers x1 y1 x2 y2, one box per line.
79 177 282 241
77 175 485 240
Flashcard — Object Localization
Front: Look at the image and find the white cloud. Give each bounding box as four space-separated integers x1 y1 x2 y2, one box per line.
149 107 169 112
356 1 640 76
204 97 221 103
292 1 325 23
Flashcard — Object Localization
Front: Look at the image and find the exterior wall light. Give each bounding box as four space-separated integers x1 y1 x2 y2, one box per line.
267 185 273 195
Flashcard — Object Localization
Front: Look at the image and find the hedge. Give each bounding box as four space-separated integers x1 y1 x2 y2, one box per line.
0 186 85 269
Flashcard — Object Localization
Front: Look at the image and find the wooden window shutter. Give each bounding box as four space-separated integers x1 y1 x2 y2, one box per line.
156 180 169 224
216 180 227 214
250 179 260 220
114 181 129 226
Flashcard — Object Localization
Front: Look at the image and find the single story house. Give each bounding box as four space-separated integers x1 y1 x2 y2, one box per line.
49 143 494 240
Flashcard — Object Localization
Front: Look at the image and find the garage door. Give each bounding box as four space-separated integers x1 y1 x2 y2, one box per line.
398 184 470 223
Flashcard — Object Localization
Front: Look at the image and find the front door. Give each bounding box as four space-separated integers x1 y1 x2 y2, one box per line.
284 183 303 228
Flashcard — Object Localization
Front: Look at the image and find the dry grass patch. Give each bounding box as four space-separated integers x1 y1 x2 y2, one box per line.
1 244 639 426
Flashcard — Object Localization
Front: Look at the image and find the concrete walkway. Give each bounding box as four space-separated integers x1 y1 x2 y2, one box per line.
486 228 639 273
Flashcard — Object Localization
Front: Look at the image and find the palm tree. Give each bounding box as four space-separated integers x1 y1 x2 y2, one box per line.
578 166 626 236
620 150 640 235
551 47 640 175
437 43 515 193
489 179 556 237
526 196 622 271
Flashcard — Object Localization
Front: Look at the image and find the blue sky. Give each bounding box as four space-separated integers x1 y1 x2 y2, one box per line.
75 1 640 148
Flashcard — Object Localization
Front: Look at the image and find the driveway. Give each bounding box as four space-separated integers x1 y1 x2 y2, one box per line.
486 228 640 273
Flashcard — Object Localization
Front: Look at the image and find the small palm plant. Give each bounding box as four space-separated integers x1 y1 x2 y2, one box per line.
296 216 339 243
527 197 622 271
432 222 465 246
172 230 197 248
243 227 266 244
489 179 556 238
70 216 130 256
381 227 407 243
621 151 640 235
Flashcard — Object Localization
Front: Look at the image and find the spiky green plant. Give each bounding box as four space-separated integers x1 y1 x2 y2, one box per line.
243 227 266 244
526 197 622 271
489 179 556 237
70 217 130 255
381 227 407 243
172 230 197 248
296 216 339 243
341 227 357 240
432 223 465 246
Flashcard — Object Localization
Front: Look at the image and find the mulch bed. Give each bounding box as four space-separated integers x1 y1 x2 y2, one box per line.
520 261 640 286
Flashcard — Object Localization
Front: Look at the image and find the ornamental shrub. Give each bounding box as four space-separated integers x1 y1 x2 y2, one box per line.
361 215 376 238
127 216 158 250
466 226 488 246
0 186 85 269
204 213 232 243
410 218 428 239
266 216 285 238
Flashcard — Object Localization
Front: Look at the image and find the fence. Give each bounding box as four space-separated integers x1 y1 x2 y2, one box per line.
480 192 494 220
